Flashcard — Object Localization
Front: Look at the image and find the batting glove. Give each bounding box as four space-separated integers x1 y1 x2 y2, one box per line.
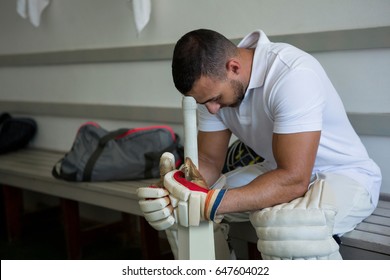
137 152 178 230
164 160 227 226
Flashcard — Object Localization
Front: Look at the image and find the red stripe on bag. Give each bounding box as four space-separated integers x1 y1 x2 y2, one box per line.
78 122 100 132
116 125 176 140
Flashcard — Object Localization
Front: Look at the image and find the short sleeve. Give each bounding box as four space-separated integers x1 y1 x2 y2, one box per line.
197 104 227 132
265 69 326 134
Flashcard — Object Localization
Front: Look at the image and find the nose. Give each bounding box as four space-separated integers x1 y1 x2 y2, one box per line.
205 102 221 114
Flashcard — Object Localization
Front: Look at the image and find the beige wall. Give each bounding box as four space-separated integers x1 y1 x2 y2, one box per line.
0 0 389 193
1 0 390 54
1 0 389 109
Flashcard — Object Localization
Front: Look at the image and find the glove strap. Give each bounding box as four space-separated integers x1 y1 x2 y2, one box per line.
204 189 227 223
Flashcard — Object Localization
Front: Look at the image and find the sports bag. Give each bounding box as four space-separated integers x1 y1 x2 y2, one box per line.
0 113 37 154
52 122 183 182
223 139 263 173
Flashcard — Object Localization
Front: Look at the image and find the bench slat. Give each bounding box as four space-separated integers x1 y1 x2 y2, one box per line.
2 148 63 162
363 215 390 227
1 162 54 175
341 231 390 255
371 207 390 218
0 150 60 171
378 200 390 209
0 149 153 216
354 223 390 237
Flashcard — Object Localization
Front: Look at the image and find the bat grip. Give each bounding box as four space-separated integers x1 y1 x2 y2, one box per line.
182 96 198 167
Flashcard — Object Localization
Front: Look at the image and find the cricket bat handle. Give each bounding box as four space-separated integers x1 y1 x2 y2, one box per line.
182 96 198 167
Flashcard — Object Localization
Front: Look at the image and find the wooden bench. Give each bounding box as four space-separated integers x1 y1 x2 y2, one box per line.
0 148 167 259
2 149 389 260
229 195 390 260
340 196 390 259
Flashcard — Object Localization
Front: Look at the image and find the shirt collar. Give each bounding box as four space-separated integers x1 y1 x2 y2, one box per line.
238 30 271 90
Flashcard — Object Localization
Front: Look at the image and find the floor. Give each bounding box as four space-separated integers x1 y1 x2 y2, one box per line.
0 203 148 260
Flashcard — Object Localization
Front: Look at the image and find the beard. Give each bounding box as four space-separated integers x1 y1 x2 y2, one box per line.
229 79 245 107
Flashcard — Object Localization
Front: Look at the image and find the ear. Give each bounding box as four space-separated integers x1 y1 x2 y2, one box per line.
226 59 241 76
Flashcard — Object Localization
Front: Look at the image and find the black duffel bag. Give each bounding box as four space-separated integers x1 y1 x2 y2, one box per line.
0 113 37 154
52 122 183 182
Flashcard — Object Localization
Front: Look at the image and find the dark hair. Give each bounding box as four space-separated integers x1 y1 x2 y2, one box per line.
171 29 237 94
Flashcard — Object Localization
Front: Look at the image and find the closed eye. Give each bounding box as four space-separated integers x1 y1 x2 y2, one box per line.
199 95 221 105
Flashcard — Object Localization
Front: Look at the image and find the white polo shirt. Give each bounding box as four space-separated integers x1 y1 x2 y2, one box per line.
198 30 381 205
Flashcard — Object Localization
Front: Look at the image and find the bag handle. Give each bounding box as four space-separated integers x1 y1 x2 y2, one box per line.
51 157 78 181
83 128 129 181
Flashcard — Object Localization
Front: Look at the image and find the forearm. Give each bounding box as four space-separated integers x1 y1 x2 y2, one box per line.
218 131 321 214
198 154 224 187
217 168 310 214
197 130 231 187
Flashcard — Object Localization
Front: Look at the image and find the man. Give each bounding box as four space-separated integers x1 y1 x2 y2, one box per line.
138 29 381 259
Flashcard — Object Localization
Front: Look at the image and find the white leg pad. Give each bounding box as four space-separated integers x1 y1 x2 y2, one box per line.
250 179 342 260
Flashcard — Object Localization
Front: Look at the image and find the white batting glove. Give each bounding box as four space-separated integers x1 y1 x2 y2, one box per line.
137 152 178 230
164 158 228 227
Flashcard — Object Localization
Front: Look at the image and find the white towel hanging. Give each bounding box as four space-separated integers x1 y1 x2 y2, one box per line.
132 0 151 34
17 0 50 27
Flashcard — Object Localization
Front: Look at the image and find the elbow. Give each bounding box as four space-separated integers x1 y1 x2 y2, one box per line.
295 178 310 197
286 172 312 200
294 181 310 198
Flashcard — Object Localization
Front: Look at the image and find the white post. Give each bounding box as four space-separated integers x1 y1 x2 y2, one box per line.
179 96 215 259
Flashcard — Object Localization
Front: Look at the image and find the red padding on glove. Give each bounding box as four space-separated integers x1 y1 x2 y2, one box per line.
173 171 208 193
